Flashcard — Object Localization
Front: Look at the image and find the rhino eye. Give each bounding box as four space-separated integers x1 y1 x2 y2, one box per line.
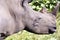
34 19 37 22
34 18 41 22
38 18 41 20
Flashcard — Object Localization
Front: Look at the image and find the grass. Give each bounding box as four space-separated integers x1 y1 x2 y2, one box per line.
5 12 60 40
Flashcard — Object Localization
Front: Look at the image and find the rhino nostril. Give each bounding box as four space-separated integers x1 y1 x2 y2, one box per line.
49 27 56 34
53 27 56 29
49 29 56 34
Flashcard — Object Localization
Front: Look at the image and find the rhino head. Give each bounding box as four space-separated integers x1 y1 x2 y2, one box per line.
23 0 60 34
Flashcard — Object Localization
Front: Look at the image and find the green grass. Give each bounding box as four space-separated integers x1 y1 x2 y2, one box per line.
5 12 60 40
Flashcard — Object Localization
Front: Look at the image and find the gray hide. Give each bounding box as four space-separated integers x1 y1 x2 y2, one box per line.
0 0 59 40
0 0 25 39
0 0 29 34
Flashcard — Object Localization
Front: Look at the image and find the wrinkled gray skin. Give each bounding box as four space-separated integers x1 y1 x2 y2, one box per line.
0 0 24 35
0 0 25 40
0 0 59 40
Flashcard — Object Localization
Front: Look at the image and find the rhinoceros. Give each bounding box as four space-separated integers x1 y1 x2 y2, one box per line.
22 0 60 34
0 0 59 40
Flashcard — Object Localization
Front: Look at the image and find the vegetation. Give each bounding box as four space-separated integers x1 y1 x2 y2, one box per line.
30 0 60 11
5 0 60 40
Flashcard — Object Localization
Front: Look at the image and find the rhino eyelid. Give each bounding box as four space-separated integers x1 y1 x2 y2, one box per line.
38 18 41 19
34 19 37 21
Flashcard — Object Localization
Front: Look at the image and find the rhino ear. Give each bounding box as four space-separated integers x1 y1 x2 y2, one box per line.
51 2 60 16
40 7 48 13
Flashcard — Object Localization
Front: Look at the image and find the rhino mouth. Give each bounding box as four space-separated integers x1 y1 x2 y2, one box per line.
24 26 56 34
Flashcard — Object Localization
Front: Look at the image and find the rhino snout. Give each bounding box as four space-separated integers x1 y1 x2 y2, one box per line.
49 26 56 34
